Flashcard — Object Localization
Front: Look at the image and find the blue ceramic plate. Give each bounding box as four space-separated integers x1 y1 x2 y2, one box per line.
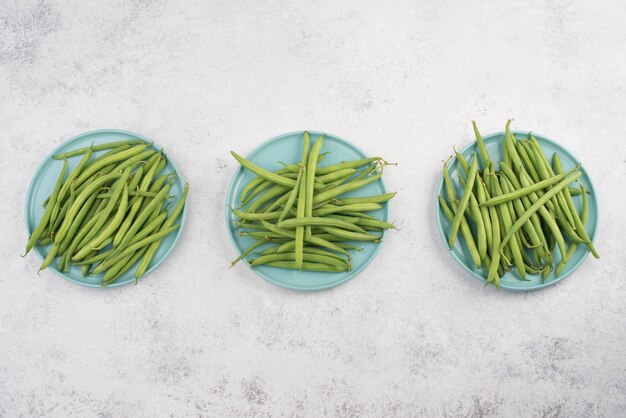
226 131 390 291
436 130 599 291
24 129 187 288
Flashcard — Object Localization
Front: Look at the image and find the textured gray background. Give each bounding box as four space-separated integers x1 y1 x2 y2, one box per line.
1 1 625 417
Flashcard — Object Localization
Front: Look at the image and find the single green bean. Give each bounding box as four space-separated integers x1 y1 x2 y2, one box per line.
230 239 267 268
314 157 381 175
259 261 344 272
472 120 490 166
53 140 146 159
231 151 297 188
335 192 396 205
313 203 381 216
278 165 304 224
497 176 526 279
250 252 348 270
278 217 367 233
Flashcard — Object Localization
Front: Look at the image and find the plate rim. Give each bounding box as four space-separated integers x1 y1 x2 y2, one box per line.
24 128 188 288
225 130 390 291
435 129 599 291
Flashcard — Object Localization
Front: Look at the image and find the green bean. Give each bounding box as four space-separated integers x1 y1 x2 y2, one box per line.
258 261 344 272
469 188 487 262
250 252 348 270
442 164 482 267
260 246 347 262
317 168 355 183
231 208 282 221
291 134 311 269
568 186 589 196
335 192 396 205
278 151 329 173
313 203 381 216
241 176 271 203
305 134 324 239
349 217 395 230
304 235 350 257
317 226 380 242
38 243 60 273
230 239 267 268
475 177 493 252
53 140 146 159
448 154 477 248
278 165 304 224
471 120 490 166
246 185 289 213
314 157 381 175
497 176 526 279
231 151 296 188
504 120 523 171
24 160 67 255
338 211 378 220
97 191 158 199
278 216 367 233
259 187 293 213
241 178 276 206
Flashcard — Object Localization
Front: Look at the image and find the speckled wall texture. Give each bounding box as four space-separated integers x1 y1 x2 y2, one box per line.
1 1 625 417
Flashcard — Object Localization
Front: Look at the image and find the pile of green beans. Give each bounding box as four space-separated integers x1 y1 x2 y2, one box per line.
440 120 598 288
24 140 189 286
230 132 396 272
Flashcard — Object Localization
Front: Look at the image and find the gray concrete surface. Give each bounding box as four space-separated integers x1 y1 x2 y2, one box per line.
1 1 625 416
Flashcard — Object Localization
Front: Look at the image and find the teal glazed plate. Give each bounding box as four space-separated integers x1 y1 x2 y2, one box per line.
24 129 187 288
226 131 390 291
436 130 598 291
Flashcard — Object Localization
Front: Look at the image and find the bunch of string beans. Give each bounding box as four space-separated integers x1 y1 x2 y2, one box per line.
24 140 189 286
230 132 396 272
440 120 598 288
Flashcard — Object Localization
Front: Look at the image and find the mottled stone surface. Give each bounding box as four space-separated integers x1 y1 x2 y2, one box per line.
1 1 625 417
